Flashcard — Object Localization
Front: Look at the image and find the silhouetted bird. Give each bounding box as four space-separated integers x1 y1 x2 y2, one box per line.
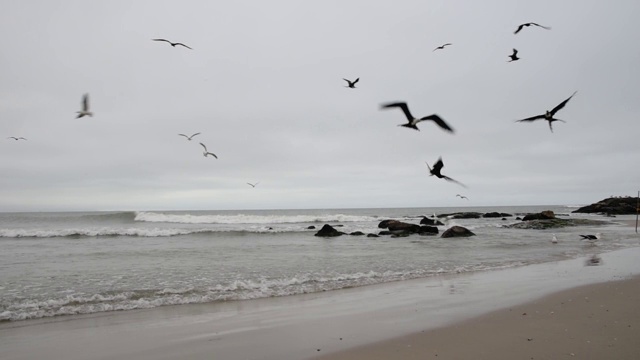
514 22 551 34
343 78 359 88
7 137 27 141
381 102 454 133
152 39 193 50
199 143 217 159
580 233 601 240
178 133 201 141
516 91 577 132
76 94 93 118
508 49 520 62
433 43 452 51
425 157 466 187
247 182 259 188
456 194 469 200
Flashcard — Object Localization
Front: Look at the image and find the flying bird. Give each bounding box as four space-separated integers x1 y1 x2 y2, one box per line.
433 43 452 51
152 38 193 50
514 22 551 34
247 182 259 188
199 143 217 159
178 133 201 141
380 102 454 133
76 93 93 118
580 233 601 240
343 78 359 88
425 157 466 187
7 137 27 141
515 91 577 132
508 49 520 62
456 194 469 200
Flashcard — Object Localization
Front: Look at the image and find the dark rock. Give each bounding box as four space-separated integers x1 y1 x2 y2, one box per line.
522 210 556 221
441 226 476 238
367 233 379 238
307 225 316 230
378 219 395 228
515 217 522 220
451 212 482 219
572 197 639 215
504 218 609 230
333 224 344 227
418 225 439 235
387 221 422 234
314 224 345 237
501 218 507 221
483 212 512 218
378 230 393 236
420 216 444 226
350 231 365 236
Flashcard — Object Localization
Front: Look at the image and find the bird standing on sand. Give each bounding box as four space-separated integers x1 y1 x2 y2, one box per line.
199 143 217 159
247 182 259 188
514 22 551 34
178 133 201 141
152 39 193 50
433 43 452 51
456 194 469 200
343 78 359 88
551 234 558 244
76 94 93 118
381 102 454 133
508 49 520 62
426 157 466 187
516 91 577 132
7 137 27 141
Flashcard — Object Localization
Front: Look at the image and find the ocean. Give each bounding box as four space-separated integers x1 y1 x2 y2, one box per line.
0 205 636 322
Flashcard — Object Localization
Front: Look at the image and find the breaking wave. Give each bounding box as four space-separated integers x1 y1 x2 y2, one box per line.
133 211 380 225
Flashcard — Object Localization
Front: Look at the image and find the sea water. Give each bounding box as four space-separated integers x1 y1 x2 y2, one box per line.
0 206 636 322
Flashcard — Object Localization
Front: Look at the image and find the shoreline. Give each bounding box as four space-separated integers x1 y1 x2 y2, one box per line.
2 247 640 360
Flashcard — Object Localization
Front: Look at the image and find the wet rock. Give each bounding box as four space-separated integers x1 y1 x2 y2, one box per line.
420 216 444 226
367 233 380 238
522 210 556 221
505 218 609 230
483 212 512 218
573 197 639 215
418 225 439 235
314 224 345 237
441 226 476 238
350 231 365 236
307 225 316 230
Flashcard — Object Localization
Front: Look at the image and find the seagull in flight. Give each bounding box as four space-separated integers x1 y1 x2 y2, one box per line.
514 22 551 34
7 137 27 141
199 143 217 159
178 133 201 141
380 102 454 133
152 39 193 50
456 194 469 200
247 182 259 188
508 49 520 62
76 93 93 118
343 78 359 88
433 43 452 51
426 157 466 187
516 91 577 132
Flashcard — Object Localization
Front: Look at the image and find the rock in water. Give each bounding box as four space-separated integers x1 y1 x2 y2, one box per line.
522 210 555 221
572 197 639 215
441 226 476 238
314 224 345 237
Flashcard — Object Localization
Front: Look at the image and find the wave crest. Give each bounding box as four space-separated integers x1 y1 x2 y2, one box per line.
134 211 379 225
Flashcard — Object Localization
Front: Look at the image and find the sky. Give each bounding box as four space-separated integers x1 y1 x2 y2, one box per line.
1 0 639 212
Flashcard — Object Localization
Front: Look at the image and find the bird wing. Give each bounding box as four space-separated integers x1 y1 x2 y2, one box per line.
531 23 551 30
152 39 171 44
419 114 454 132
209 153 218 159
514 24 525 34
516 114 545 122
512 48 518 56
190 132 201 138
342 78 350 84
548 121 554 133
178 134 188 138
82 94 89 111
550 91 577 116
353 78 359 85
199 142 208 151
424 161 432 173
442 175 467 188
175 43 193 50
381 102 413 121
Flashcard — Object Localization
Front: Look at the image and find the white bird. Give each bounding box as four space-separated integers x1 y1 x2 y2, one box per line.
178 133 201 141
199 143 217 159
7 137 27 141
76 94 93 118
551 234 558 244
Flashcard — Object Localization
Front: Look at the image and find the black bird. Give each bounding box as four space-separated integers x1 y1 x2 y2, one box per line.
343 78 359 88
7 137 27 141
508 49 520 62
247 182 259 188
514 22 551 34
516 91 577 132
152 39 193 50
199 143 218 159
456 194 469 200
580 233 601 240
380 102 454 133
425 157 466 187
178 133 201 141
76 93 93 118
433 43 452 51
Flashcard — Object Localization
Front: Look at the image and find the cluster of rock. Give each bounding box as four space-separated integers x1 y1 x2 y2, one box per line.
505 210 609 230
437 212 512 220
314 219 475 238
572 197 639 215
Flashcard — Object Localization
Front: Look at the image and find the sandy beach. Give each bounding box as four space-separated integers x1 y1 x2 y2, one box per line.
2 247 640 360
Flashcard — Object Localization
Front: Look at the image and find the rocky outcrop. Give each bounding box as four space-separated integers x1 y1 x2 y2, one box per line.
441 226 476 238
314 224 345 237
420 216 444 226
483 212 512 218
377 219 439 236
419 226 439 235
504 218 609 230
307 225 316 230
440 212 482 219
367 233 379 238
350 231 365 236
572 197 639 215
522 210 556 221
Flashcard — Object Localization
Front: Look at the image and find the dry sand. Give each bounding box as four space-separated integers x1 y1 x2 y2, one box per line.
316 277 640 360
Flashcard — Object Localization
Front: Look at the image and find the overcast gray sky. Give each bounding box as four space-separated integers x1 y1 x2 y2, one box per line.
1 0 639 212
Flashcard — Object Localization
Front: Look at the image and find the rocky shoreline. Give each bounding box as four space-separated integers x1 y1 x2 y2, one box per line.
572 196 639 215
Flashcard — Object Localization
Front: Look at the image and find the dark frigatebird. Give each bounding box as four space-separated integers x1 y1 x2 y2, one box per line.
425 157 466 187
380 102 454 133
343 78 359 88
514 22 551 34
152 39 193 50
515 91 577 132
433 43 452 51
508 48 520 62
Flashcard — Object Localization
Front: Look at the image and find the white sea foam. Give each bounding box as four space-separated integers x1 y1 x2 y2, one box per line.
134 211 379 225
0 228 211 238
